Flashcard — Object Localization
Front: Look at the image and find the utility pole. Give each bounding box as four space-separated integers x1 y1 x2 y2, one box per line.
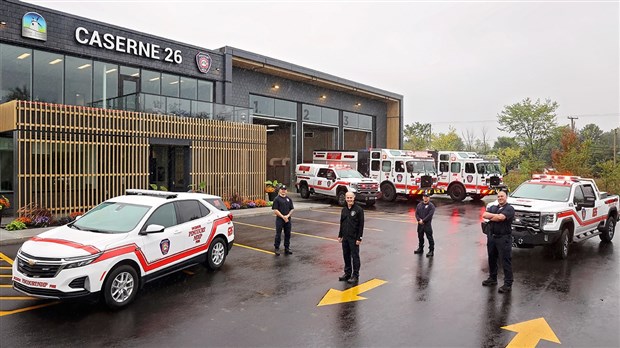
614 128 618 166
567 116 579 132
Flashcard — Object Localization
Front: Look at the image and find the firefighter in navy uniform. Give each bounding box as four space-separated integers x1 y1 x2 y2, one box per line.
482 190 515 293
414 192 436 257
338 192 365 284
272 185 294 256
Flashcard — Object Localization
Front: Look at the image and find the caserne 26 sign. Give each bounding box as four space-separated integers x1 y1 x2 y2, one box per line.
75 27 182 64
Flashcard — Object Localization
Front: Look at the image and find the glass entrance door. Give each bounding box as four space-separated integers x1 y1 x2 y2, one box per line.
149 145 189 192
119 75 139 111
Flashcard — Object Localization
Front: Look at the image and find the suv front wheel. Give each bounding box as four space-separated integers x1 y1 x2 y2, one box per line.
103 265 139 309
206 237 227 270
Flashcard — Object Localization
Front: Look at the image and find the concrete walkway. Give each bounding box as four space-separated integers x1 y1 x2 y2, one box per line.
0 193 330 246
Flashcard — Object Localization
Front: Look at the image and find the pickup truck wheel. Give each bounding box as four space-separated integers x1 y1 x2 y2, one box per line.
381 183 397 202
448 184 466 202
206 237 227 270
103 265 139 309
554 228 570 259
299 184 310 199
599 216 616 242
337 190 347 206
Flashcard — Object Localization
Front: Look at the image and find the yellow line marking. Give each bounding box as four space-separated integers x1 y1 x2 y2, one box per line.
0 275 12 278
0 252 13 265
293 216 383 231
0 284 12 288
0 301 59 317
0 266 12 269
320 210 416 224
182 270 195 275
0 296 38 300
235 243 276 255
234 222 338 242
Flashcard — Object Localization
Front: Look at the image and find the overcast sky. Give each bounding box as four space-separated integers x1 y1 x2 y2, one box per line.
26 0 620 142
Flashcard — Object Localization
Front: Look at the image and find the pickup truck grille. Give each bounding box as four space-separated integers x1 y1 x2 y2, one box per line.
420 175 433 189
358 183 379 192
512 210 540 231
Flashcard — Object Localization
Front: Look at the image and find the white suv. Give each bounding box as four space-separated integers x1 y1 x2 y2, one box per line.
12 189 234 309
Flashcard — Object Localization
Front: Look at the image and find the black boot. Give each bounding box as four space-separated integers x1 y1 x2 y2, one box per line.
426 250 434 257
414 247 424 254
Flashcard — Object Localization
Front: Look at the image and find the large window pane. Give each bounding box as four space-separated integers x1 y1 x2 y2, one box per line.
192 100 212 119
302 104 320 123
141 69 160 94
180 77 197 99
275 99 296 119
197 80 213 102
359 115 373 130
343 111 359 128
321 107 338 125
93 61 118 108
0 44 32 103
161 73 179 97
250 95 274 116
143 94 164 114
33 50 63 103
0 137 13 191
65 56 92 106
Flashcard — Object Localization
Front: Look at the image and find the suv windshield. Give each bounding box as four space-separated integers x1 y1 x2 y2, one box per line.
72 202 152 233
336 169 364 178
407 160 436 173
510 183 571 202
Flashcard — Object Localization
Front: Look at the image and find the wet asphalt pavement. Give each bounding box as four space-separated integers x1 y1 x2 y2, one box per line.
1 196 619 347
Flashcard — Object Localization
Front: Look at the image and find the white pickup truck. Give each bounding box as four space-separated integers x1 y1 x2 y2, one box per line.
505 174 619 259
295 163 380 206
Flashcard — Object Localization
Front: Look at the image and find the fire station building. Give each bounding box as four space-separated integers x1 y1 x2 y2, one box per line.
0 0 403 216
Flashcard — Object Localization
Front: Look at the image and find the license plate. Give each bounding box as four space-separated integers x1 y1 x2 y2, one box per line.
368 197 376 200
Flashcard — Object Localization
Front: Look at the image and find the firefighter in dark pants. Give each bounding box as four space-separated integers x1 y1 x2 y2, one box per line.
482 190 515 293
414 192 435 257
338 191 364 284
272 185 294 256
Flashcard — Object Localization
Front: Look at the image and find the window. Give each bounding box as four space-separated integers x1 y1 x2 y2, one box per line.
65 56 92 106
439 162 449 173
326 170 336 180
371 152 381 159
382 161 391 172
1 44 32 103
582 185 596 199
204 198 227 211
251 95 275 116
197 80 213 102
93 61 118 107
145 203 177 229
161 73 179 97
371 160 380 171
180 77 197 100
317 168 328 178
395 161 405 173
573 186 585 204
73 202 152 234
439 154 449 161
176 200 205 223
465 162 475 174
450 162 461 173
33 50 63 103
343 112 359 128
0 137 13 191
141 69 160 94
275 99 296 119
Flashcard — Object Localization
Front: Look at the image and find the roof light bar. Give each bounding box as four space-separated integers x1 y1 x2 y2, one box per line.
126 189 178 199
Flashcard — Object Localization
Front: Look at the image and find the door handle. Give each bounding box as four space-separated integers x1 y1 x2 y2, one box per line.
173 230 182 234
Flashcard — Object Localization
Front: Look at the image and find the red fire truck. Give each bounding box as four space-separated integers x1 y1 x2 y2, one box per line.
312 149 444 201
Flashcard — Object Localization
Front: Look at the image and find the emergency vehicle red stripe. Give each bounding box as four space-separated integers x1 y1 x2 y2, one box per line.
308 181 350 190
557 210 607 226
605 198 618 204
29 237 101 254
92 217 231 272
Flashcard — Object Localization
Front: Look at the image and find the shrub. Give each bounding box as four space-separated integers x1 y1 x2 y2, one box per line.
17 203 52 224
16 216 32 226
0 195 10 210
254 199 268 207
223 201 231 210
32 216 51 227
69 211 84 220
57 216 72 225
230 203 241 210
6 220 27 231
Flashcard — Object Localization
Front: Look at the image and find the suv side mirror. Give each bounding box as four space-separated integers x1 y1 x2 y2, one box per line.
141 224 165 235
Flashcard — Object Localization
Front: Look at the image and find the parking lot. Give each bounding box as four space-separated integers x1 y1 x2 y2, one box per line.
1 195 619 347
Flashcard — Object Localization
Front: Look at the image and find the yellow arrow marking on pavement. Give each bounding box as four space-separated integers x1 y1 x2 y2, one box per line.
0 252 14 265
318 278 387 306
502 317 560 348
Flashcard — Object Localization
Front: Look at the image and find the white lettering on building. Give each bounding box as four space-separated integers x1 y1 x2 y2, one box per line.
74 27 182 64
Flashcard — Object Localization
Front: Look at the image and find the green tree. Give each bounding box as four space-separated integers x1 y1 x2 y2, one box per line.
495 147 522 173
430 126 464 151
597 160 620 194
493 136 519 151
403 122 431 150
497 98 558 158
551 128 592 177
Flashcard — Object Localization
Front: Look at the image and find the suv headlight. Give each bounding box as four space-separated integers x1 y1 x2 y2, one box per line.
63 253 102 269
540 213 557 226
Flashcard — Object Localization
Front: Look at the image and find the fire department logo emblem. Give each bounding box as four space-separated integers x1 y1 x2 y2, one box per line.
466 175 473 183
581 209 586 220
195 52 212 74
160 239 171 255
397 174 403 182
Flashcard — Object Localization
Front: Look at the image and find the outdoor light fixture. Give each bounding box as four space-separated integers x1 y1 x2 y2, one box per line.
0 22 6 27
272 84 280 89
356 102 362 106
321 95 327 99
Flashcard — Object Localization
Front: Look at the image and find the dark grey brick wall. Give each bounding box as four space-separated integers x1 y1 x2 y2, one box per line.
228 68 388 147
1 0 225 81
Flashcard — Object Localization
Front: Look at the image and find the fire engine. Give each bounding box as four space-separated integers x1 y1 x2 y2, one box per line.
295 163 380 206
312 149 443 201
432 151 506 201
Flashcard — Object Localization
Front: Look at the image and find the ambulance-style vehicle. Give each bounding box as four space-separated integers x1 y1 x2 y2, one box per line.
312 149 443 202
504 174 619 259
433 151 506 201
295 163 380 206
13 190 234 309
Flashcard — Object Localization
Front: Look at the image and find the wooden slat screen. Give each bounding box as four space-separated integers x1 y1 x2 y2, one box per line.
3 101 266 217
